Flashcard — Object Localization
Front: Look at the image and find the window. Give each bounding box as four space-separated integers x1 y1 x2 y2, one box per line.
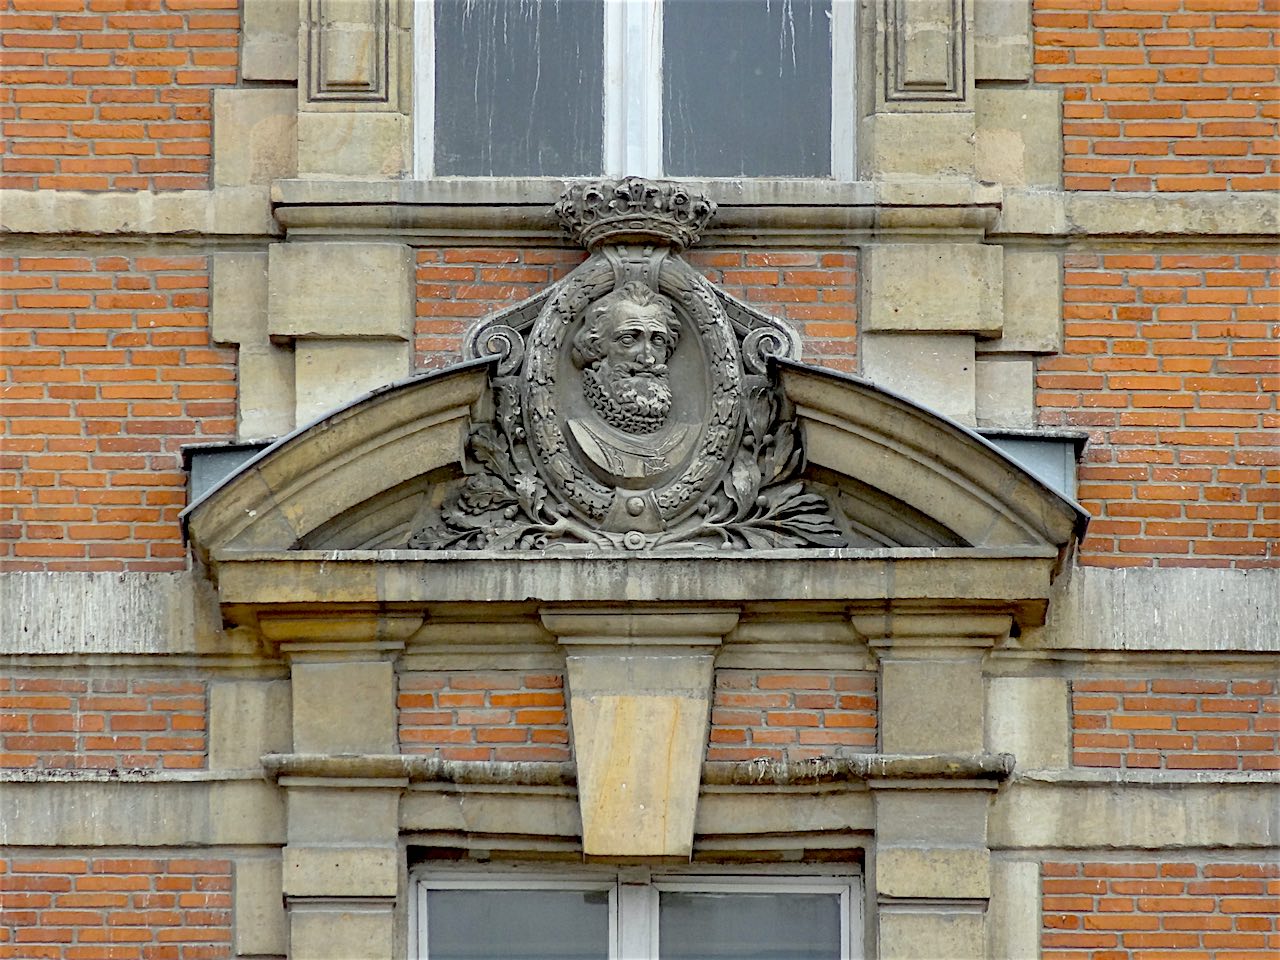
414 0 855 179
412 866 863 960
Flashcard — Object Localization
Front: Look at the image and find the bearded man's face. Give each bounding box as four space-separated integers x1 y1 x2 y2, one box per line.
584 304 678 433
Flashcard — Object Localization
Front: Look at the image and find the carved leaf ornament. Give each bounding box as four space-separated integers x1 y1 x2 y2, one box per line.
408 178 845 552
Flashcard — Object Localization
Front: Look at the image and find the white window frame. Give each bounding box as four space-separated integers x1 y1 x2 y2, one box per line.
411 864 864 960
413 0 857 180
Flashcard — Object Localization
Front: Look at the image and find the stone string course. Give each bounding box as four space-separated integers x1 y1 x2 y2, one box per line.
1033 0 1279 192
1038 251 1279 568
0 856 232 960
0 676 208 771
1071 678 1279 771
397 671 571 762
1042 860 1280 958
0 0 241 191
706 670 877 762
0 254 234 572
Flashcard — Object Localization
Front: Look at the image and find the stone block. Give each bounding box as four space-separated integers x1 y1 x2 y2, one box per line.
240 340 297 441
975 0 1032 80
989 859 1040 960
297 110 409 179
294 338 412 425
287 787 399 844
877 847 991 899
986 676 1070 769
976 88 1061 188
243 0 299 81
860 111 976 178
289 902 396 960
859 333 976 426
291 660 396 754
211 251 269 345
268 242 413 341
982 248 1062 354
878 907 986 960
874 790 991 847
213 88 297 187
233 855 287 958
975 355 1034 429
282 845 399 897
880 658 985 753
207 679 292 770
862 243 1002 336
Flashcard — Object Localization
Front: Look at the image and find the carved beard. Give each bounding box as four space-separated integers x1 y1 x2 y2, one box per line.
581 360 673 435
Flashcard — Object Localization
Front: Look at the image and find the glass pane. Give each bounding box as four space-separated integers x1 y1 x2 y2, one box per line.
427 888 609 960
434 0 604 176
663 0 833 177
659 891 841 960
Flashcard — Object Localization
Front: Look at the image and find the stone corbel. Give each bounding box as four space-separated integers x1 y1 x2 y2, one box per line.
540 605 741 859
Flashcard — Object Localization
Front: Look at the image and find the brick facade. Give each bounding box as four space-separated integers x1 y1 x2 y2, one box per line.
0 254 233 572
0 857 232 960
0 676 208 771
0 0 240 191
1071 678 1279 771
1034 0 1279 192
398 671 571 762
1042 861 1280 958
1038 251 1279 568
706 670 877 762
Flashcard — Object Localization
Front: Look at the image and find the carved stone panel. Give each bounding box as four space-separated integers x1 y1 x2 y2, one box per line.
305 0 392 105
879 0 972 109
408 178 845 552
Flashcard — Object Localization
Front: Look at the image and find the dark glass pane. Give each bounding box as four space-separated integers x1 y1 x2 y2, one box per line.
434 0 604 176
659 891 841 959
426 888 609 959
663 0 833 176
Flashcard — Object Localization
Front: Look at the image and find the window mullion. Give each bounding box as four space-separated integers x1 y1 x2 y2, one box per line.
618 869 656 959
831 0 857 180
605 0 663 177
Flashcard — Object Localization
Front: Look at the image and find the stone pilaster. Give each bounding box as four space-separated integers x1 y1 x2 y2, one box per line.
855 611 1011 960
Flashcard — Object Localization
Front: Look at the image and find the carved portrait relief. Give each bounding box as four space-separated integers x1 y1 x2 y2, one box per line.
407 178 844 552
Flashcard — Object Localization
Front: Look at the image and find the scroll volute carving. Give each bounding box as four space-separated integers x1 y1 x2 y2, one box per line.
408 177 844 552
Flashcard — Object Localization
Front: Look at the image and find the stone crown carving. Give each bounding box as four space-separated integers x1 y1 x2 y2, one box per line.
555 177 717 253
408 178 844 552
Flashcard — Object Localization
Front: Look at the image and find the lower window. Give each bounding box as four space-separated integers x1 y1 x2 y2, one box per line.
413 866 862 960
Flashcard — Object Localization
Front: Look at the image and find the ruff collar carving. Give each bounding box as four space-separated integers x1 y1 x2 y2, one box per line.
408 178 844 551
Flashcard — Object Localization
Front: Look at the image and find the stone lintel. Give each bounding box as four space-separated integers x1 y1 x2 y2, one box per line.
257 609 423 660
541 606 740 859
852 611 1013 651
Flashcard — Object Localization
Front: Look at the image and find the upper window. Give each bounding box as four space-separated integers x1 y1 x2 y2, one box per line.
415 0 855 179
412 866 863 959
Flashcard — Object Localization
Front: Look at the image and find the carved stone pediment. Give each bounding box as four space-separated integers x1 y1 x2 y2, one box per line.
408 178 844 552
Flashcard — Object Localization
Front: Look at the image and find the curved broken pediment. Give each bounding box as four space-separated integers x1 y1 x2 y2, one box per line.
185 179 1085 565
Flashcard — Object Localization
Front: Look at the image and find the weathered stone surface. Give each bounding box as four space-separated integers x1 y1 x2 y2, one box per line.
975 355 1034 428
988 859 1040 960
233 855 288 958
0 187 281 237
208 679 292 770
213 88 297 187
267 242 413 340
859 333 977 425
862 243 1002 336
878 908 986 960
982 248 1062 354
291 661 396 754
297 111 409 179
283 845 398 897
874 789 991 847
986 677 1070 770
975 0 1032 81
289 903 396 960
861 112 976 178
976 88 1061 188
876 847 991 899
286 787 399 843
294 338 411 425
242 0 299 81
880 657 986 753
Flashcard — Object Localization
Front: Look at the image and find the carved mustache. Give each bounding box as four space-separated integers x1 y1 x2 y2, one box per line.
614 360 669 378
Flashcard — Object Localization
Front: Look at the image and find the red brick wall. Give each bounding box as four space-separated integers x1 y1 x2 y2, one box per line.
0 856 232 960
1034 0 1279 192
0 254 234 572
0 677 208 771
414 247 858 373
1038 252 1279 568
398 671 571 762
1042 861 1280 958
1071 678 1279 771
706 670 877 762
0 0 240 191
